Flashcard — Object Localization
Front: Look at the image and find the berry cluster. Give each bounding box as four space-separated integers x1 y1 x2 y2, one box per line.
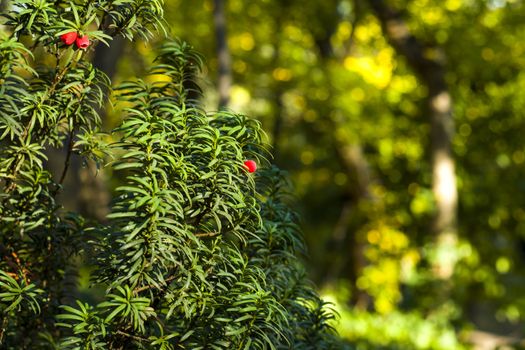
60 31 90 49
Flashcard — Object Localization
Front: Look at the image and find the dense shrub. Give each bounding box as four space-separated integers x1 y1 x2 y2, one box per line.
0 1 338 348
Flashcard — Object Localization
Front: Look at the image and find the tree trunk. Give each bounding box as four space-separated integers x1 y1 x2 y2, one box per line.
52 38 126 221
313 21 373 307
271 88 284 158
332 143 373 308
0 0 8 31
93 36 126 88
213 0 232 109
368 0 458 278
269 13 284 158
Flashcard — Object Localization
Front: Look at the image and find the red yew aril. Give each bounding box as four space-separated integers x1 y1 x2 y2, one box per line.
75 35 90 49
60 31 78 45
243 160 257 173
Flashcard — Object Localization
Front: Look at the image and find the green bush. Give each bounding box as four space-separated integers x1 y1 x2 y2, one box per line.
0 1 338 348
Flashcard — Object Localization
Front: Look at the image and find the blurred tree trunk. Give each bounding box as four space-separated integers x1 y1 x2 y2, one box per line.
270 15 284 158
331 143 373 309
78 38 127 221
93 36 126 90
271 91 284 158
313 11 372 308
52 39 126 222
213 0 232 109
0 0 8 31
368 0 458 278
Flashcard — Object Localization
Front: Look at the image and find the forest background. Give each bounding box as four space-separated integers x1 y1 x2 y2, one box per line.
3 0 525 349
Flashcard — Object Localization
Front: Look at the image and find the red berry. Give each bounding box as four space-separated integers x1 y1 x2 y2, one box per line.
75 35 90 49
243 160 257 173
60 31 78 45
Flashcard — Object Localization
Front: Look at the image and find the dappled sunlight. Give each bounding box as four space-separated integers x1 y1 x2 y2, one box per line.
343 48 394 89
322 285 467 350
229 85 251 111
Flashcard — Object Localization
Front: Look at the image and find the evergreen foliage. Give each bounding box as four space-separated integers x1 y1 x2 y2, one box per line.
0 0 338 348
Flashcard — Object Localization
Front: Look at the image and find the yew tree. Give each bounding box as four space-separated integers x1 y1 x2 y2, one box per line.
0 0 338 348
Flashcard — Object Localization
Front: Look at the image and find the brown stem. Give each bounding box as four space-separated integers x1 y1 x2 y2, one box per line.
195 232 220 238
0 314 7 345
115 330 148 342
133 274 177 294
50 132 75 198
